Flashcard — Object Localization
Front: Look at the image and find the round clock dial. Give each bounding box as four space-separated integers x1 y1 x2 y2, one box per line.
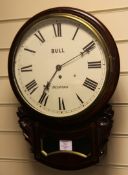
8 8 119 119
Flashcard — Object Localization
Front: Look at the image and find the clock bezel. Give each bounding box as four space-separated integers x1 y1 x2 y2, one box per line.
8 7 120 125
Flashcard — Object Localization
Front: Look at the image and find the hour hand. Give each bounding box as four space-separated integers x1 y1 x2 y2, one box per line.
43 65 61 91
44 82 50 91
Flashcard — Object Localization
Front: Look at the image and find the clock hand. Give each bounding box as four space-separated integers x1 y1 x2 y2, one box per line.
45 49 83 90
61 40 95 68
61 52 83 68
43 41 95 91
44 65 61 91
44 51 84 90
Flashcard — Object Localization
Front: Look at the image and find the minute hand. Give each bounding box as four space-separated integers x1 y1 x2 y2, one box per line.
61 40 95 68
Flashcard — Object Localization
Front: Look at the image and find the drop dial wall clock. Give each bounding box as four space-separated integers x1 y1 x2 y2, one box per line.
8 7 120 170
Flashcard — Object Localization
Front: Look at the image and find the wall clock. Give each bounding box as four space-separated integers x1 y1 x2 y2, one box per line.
8 7 120 170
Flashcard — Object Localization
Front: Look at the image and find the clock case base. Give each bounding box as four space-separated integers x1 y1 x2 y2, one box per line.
17 104 113 170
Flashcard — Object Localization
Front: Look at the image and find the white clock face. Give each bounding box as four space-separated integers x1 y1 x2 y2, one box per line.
13 15 108 117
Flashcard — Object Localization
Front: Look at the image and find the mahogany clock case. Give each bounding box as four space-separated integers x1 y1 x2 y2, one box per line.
8 7 120 127
8 7 120 170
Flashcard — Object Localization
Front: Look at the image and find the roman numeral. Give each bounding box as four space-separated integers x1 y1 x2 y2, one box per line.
25 80 38 94
72 26 79 40
88 61 101 68
39 91 49 106
21 65 32 72
83 78 98 91
59 97 65 110
34 30 45 43
83 41 95 54
24 48 36 53
76 93 84 104
53 23 62 37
